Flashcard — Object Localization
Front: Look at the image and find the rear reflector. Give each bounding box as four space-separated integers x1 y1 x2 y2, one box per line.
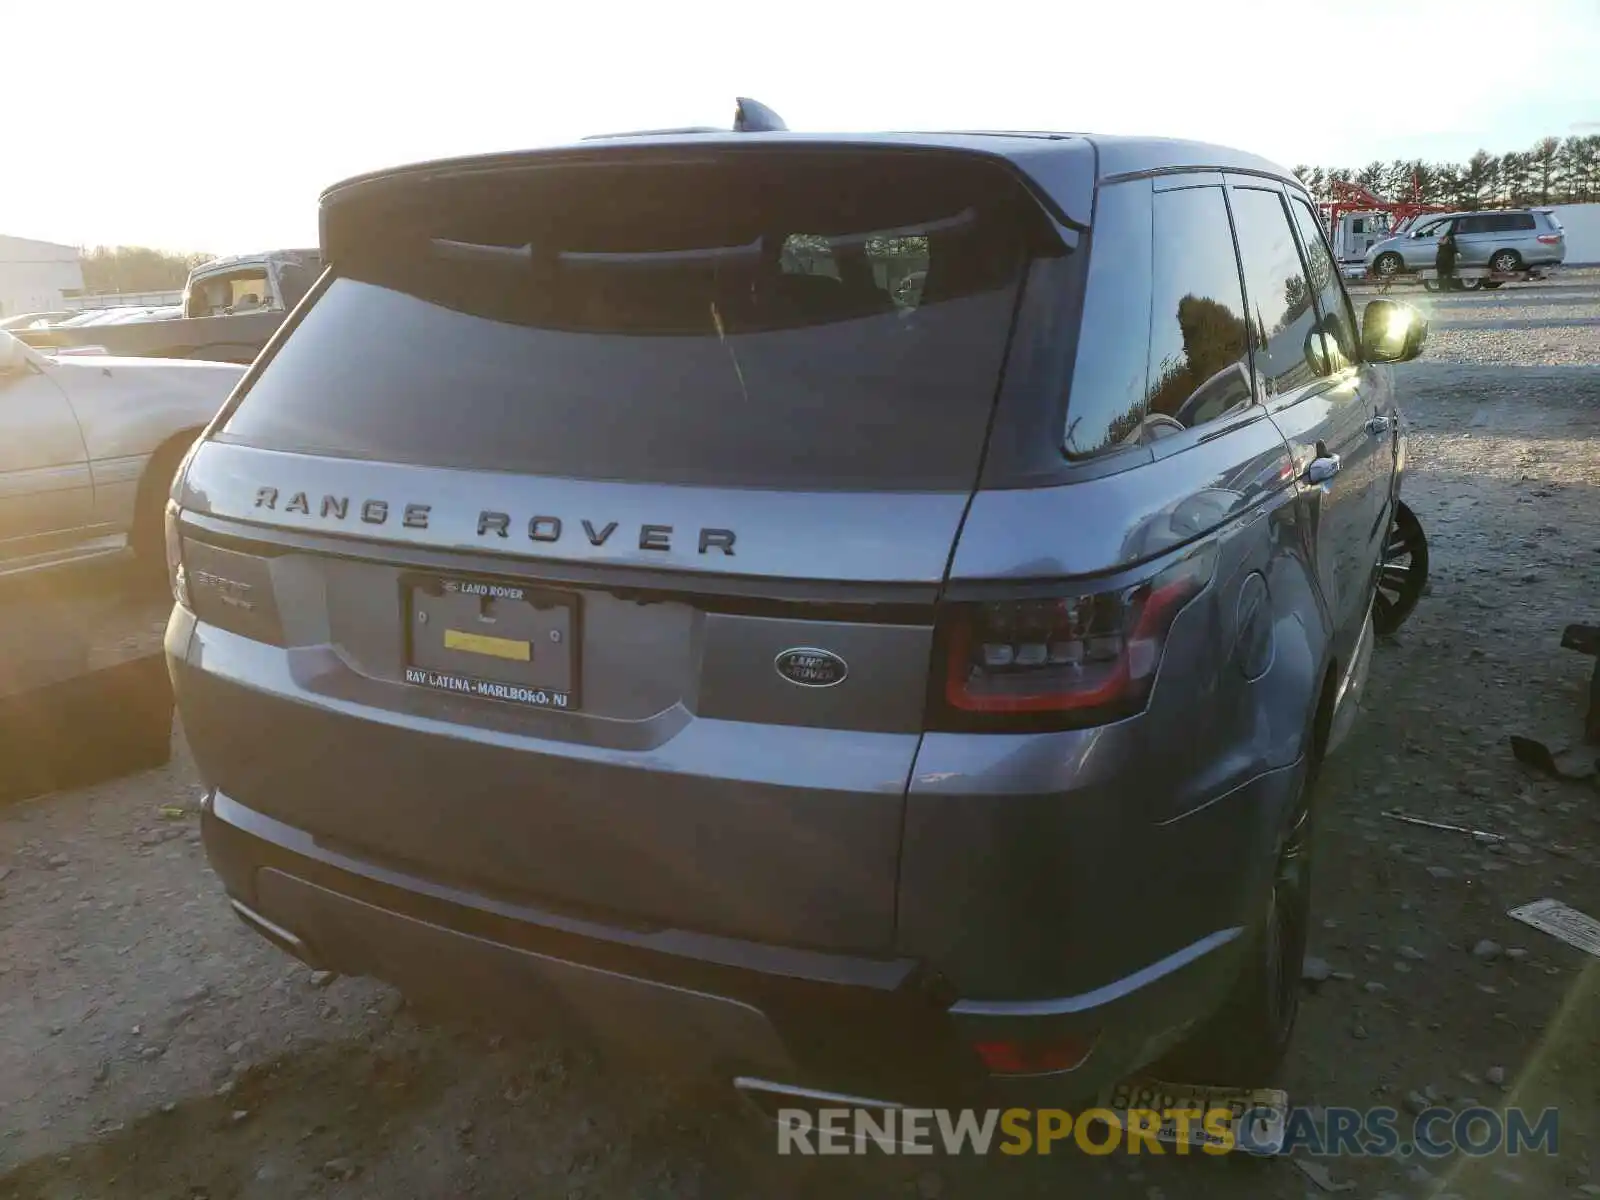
974 1036 1096 1075
934 549 1214 729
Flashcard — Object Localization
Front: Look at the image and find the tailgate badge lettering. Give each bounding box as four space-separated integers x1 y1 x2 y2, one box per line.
251 485 735 555
775 648 848 688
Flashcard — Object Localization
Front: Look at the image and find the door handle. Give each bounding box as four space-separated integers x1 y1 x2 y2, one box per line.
1305 454 1342 484
1365 415 1392 436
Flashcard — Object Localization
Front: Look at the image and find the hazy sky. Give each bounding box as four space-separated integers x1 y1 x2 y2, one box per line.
6 0 1597 254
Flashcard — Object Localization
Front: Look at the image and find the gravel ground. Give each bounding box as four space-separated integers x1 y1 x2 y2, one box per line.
1 276 1598 1199
1351 266 1600 367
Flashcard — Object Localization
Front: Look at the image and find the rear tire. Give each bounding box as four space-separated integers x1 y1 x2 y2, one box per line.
1372 500 1428 636
1154 766 1315 1087
131 436 196 584
1372 252 1403 278
1489 249 1522 274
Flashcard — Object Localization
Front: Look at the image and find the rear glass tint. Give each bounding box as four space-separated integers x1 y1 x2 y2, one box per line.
1490 213 1536 232
220 152 1058 490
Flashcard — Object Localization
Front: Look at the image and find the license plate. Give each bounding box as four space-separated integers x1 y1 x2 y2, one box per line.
1101 1078 1288 1155
404 575 579 711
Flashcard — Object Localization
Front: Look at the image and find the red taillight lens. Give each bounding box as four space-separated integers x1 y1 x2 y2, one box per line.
1536 234 1562 245
974 1036 1096 1075
164 501 190 609
935 550 1213 727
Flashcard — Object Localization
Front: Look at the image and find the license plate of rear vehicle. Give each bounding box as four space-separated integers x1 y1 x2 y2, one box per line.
1101 1078 1288 1154
403 575 579 711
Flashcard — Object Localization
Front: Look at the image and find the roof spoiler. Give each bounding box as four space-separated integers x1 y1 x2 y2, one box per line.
582 97 788 141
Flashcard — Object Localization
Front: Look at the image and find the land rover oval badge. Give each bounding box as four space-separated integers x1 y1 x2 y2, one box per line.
774 647 849 688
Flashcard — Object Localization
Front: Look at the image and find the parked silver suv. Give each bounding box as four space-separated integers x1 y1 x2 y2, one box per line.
167 120 1427 1107
1366 208 1566 281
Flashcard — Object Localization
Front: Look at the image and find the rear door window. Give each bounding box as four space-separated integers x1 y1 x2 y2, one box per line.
1063 181 1252 458
219 153 1057 491
1228 187 1322 399
1143 186 1254 434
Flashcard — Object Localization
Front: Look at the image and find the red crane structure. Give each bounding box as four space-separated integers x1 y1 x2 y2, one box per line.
1317 173 1452 239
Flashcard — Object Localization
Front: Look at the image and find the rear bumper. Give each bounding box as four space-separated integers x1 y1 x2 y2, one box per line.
172 574 1312 1102
203 771 1277 1104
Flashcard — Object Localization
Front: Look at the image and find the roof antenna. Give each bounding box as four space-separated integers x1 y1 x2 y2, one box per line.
733 98 788 132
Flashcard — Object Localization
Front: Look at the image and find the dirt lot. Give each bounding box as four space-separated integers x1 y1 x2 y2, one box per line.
2 273 1598 1199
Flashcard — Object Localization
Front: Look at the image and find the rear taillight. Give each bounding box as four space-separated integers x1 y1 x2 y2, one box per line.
933 549 1214 730
164 502 190 609
1536 234 1562 245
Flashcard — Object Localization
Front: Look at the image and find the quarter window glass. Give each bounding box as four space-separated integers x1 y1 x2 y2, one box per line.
1229 187 1322 397
1143 186 1253 436
1288 196 1358 371
1491 213 1536 231
1062 179 1154 458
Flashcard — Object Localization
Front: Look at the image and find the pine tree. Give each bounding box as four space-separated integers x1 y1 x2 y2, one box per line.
1499 152 1530 206
1529 137 1563 205
1463 151 1498 208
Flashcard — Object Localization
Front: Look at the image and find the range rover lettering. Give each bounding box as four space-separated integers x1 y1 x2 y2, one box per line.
166 107 1424 1106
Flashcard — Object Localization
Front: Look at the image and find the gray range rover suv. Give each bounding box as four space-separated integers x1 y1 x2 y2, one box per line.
166 124 1426 1107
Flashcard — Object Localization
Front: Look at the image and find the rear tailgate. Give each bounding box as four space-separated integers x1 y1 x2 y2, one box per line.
176 145 1072 953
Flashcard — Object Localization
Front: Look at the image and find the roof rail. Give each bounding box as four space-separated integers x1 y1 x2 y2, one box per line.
581 126 722 141
583 97 789 141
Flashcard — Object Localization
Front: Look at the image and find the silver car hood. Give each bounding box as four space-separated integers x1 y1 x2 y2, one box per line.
1365 234 1410 260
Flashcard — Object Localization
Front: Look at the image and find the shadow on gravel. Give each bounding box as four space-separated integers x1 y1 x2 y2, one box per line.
0 1038 459 1200
0 655 173 803
0 561 174 805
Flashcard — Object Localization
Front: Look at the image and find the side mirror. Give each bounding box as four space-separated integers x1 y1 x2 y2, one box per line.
1361 299 1428 364
1303 329 1333 377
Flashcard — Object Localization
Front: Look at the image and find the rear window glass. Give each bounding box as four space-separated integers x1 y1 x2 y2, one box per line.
220 153 1057 491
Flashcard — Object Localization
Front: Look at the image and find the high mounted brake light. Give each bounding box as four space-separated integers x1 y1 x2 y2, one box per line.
932 548 1216 730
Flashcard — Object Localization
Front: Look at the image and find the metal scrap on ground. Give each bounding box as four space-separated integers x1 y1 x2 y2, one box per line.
1380 810 1505 842
1508 899 1600 957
